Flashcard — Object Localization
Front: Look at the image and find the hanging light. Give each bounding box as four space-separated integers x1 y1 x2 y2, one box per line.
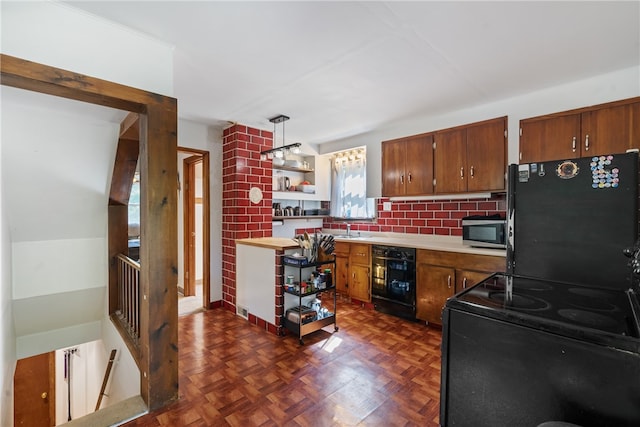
260 114 302 160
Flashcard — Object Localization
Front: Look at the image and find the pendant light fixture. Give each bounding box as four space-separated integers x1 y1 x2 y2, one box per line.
260 114 301 161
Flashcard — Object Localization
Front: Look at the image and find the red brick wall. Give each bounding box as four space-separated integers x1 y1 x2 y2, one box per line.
221 124 273 312
323 195 506 235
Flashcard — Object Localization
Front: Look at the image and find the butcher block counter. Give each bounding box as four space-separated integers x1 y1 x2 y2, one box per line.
235 237 299 251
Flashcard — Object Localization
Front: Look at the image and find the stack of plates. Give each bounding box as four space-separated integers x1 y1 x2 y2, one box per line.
284 159 302 168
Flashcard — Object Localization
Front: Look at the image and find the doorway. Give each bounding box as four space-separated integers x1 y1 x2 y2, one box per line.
178 148 210 315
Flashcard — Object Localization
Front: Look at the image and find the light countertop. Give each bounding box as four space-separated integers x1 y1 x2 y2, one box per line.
236 233 505 257
236 237 300 251
330 232 506 257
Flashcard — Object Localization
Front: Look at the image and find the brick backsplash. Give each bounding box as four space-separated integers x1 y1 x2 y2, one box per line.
323 195 507 236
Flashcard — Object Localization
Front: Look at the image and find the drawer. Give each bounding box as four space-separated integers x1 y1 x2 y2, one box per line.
350 243 370 265
334 241 350 256
417 249 505 273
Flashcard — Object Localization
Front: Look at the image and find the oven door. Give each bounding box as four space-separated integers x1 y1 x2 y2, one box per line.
386 258 415 305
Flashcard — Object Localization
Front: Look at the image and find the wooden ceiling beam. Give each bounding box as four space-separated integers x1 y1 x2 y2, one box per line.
120 112 140 140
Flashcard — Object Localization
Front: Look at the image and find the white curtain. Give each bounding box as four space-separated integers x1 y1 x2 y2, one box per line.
330 154 373 218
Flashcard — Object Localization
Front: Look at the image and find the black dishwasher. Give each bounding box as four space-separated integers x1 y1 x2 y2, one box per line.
371 246 416 320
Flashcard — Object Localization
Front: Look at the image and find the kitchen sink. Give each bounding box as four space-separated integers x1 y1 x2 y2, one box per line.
334 234 368 240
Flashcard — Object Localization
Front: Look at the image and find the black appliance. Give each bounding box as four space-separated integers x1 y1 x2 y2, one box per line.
441 152 640 427
461 213 507 249
371 245 416 320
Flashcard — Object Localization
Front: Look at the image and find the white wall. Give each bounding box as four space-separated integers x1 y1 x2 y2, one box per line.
319 66 640 197
0 136 16 427
1 1 174 96
98 320 140 411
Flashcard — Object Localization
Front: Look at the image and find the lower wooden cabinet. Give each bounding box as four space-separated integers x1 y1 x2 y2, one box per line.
333 241 371 302
334 254 349 294
416 249 505 325
416 263 455 324
455 269 494 293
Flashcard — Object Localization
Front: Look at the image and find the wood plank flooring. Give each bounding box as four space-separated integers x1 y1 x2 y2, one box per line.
124 294 443 426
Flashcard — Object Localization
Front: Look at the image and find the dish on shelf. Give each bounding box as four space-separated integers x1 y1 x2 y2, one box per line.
273 157 285 166
284 159 302 168
299 184 315 193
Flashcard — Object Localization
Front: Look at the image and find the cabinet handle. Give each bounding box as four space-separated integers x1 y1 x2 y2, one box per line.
408 172 412 183
463 277 468 289
447 275 452 289
585 134 590 151
572 136 576 152
400 174 404 184
460 167 464 179
470 166 474 178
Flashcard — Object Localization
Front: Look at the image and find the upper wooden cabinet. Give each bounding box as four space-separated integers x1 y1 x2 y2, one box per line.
520 97 640 163
434 117 507 194
381 134 434 197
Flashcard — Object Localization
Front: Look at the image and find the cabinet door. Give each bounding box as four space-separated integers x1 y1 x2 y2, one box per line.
350 264 370 302
466 119 506 192
520 114 581 163
455 269 493 293
581 101 640 157
416 263 455 324
381 139 406 197
335 255 349 295
350 243 370 265
404 134 434 195
434 128 467 194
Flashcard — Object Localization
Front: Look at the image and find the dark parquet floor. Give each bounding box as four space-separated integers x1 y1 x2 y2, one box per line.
124 294 443 427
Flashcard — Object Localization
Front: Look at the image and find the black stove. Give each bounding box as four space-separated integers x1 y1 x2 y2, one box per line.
450 273 640 351
439 153 640 427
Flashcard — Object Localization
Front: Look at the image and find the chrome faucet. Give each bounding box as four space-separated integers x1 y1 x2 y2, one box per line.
345 223 351 237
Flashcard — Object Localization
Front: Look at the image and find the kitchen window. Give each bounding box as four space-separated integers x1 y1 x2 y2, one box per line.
330 148 375 219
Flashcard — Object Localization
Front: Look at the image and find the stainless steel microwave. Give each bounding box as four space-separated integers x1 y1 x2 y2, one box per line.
462 215 506 249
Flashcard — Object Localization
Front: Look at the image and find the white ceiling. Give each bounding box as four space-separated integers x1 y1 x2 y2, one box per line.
34 1 640 145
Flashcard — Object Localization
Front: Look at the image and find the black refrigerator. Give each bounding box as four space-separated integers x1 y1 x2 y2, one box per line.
440 151 640 427
507 151 638 288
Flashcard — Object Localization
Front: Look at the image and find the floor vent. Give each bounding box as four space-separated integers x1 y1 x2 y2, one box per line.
236 305 249 319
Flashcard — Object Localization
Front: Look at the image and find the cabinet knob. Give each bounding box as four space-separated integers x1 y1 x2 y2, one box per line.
463 277 468 289
447 275 452 288
408 172 412 183
41 392 48 400
400 174 404 184
585 134 590 151
572 136 577 152
470 166 474 178
460 167 464 179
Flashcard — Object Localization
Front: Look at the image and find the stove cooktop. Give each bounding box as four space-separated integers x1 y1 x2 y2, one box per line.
448 273 640 351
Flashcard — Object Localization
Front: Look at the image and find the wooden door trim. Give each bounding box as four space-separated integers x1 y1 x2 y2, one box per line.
183 155 197 297
179 147 211 310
